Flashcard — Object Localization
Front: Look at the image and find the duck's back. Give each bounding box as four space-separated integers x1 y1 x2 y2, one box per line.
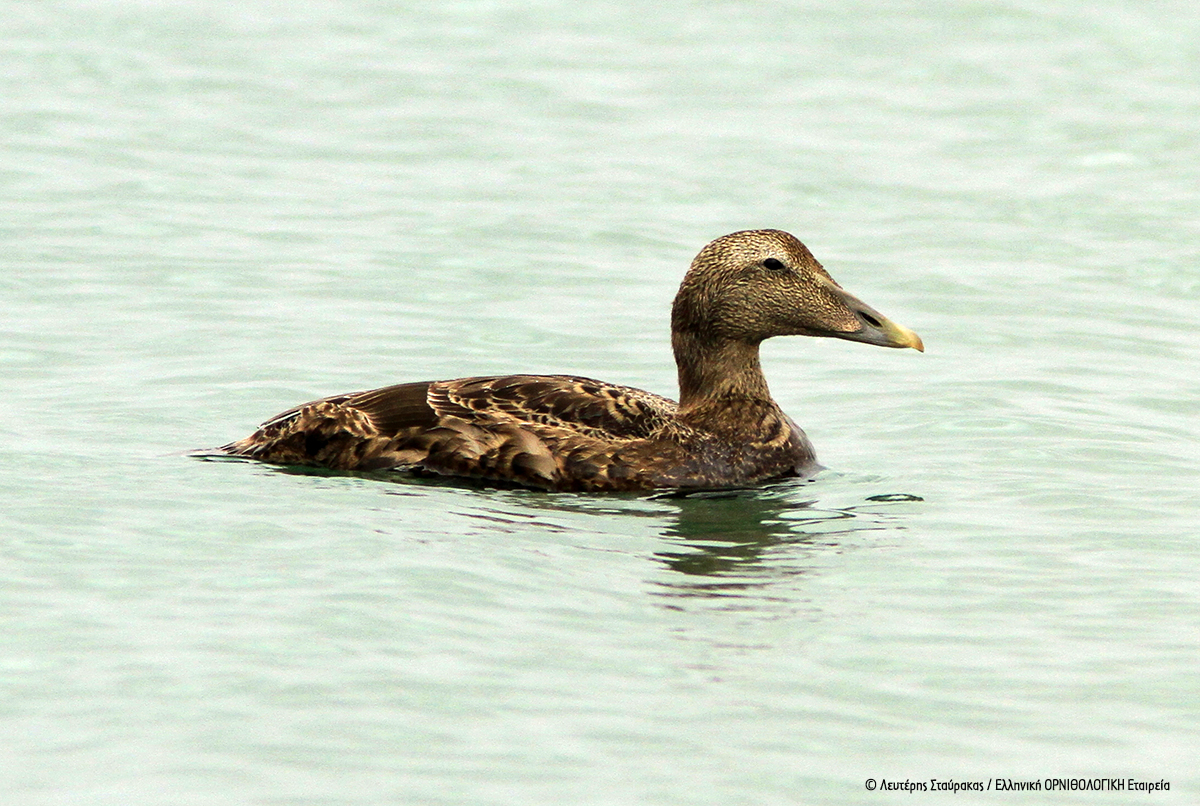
217 373 814 491
219 375 684 490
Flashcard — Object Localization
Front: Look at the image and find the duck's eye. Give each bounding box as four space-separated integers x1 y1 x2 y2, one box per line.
763 258 786 271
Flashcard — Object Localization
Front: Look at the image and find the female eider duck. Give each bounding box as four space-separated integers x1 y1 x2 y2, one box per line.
215 229 922 491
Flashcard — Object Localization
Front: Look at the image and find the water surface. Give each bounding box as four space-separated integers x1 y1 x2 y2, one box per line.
3 1 1198 803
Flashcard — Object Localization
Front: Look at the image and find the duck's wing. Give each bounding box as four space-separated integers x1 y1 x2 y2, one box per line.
429 375 676 439
216 375 678 487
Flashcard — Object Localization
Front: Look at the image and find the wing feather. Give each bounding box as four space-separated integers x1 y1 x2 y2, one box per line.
434 375 676 439
218 374 683 488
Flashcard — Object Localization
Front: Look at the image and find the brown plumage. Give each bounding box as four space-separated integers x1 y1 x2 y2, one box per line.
211 230 923 491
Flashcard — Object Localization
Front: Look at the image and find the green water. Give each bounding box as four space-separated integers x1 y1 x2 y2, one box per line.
3 1 1198 804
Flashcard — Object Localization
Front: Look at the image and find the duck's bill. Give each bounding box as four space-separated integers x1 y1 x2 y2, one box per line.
831 287 925 352
871 317 924 351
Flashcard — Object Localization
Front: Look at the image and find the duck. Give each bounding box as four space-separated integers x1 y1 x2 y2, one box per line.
212 229 923 491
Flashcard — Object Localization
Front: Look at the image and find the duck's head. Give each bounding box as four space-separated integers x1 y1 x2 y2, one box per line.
671 229 923 352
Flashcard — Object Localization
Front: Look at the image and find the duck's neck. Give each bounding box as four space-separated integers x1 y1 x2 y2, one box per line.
672 330 774 415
